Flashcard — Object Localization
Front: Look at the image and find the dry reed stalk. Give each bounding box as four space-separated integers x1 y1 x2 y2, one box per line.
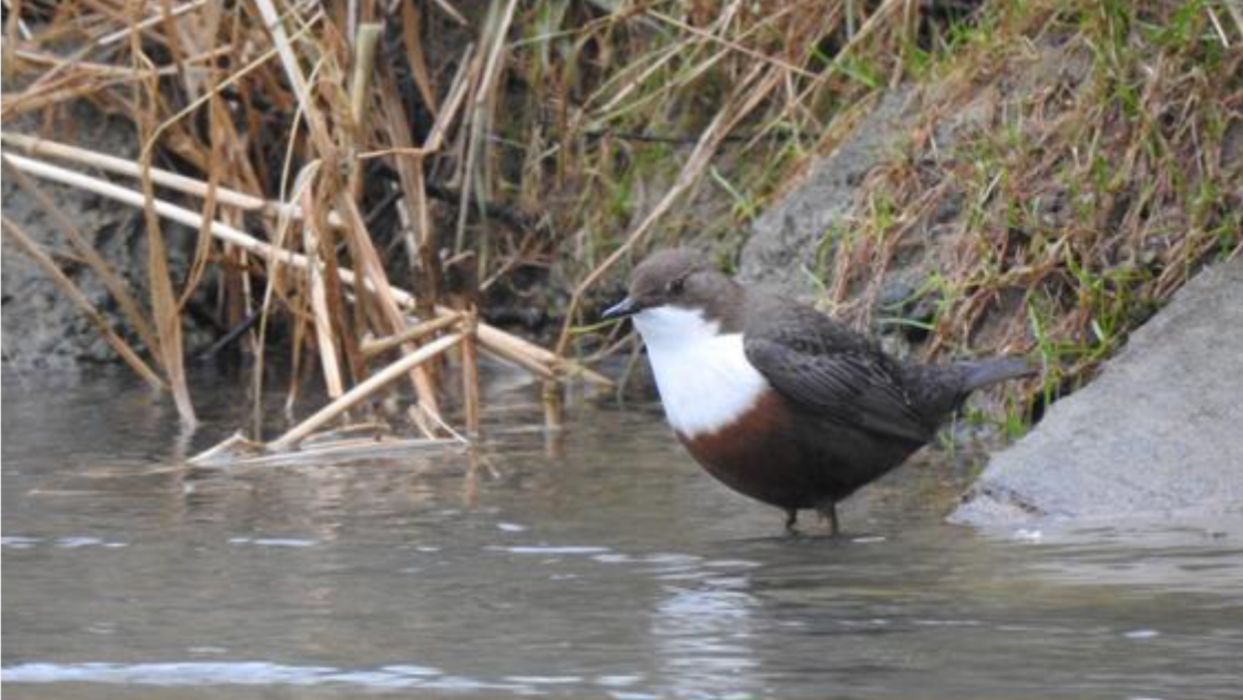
376 71 428 278
459 309 482 437
253 0 446 436
3 25 287 120
131 29 196 428
96 0 209 46
335 191 444 435
186 432 257 466
361 313 461 358
252 0 313 116
2 0 24 78
7 0 651 447
454 0 519 255
376 42 476 308
346 22 382 202
587 48 678 117
426 0 467 26
450 22 490 254
3 148 613 388
188 431 461 468
0 133 346 228
175 92 228 309
314 191 369 395
256 1 336 158
300 183 347 399
2 76 130 117
540 380 563 433
399 0 438 116
11 48 214 78
1 216 166 390
583 4 798 127
270 332 463 451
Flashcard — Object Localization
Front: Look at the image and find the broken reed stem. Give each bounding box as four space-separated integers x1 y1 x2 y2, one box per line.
2 0 22 81
190 433 462 468
361 313 461 358
347 23 382 201
460 309 482 437
541 380 563 433
349 25 383 120
270 332 463 451
2 150 613 387
1 216 166 390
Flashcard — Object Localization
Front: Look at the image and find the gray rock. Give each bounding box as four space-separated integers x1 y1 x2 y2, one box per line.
737 89 914 298
952 254 1243 525
735 50 1073 302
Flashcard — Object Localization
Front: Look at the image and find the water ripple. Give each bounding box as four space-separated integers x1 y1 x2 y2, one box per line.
2 661 536 692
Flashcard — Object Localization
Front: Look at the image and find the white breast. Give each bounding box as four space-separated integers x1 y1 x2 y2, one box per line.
632 306 769 438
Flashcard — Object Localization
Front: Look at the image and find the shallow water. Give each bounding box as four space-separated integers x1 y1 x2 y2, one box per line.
3 369 1242 699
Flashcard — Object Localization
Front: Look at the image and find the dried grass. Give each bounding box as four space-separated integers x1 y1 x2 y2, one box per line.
1 0 631 458
6 0 1232 452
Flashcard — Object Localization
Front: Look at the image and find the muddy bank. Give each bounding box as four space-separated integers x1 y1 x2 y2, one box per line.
1 104 212 371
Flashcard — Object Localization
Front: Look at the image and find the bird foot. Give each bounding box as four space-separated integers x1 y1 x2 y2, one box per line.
816 503 841 538
784 509 801 536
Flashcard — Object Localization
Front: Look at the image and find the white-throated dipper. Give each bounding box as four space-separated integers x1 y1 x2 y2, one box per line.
603 248 1034 535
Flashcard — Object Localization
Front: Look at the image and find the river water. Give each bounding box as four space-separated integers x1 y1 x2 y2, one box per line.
3 369 1242 699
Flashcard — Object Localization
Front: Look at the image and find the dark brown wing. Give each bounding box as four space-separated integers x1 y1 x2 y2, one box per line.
742 298 934 445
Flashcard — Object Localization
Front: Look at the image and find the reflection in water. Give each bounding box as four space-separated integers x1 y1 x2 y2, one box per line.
3 369 1243 699
652 569 762 699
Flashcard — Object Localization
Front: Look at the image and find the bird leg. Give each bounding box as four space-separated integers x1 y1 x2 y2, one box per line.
784 508 799 535
816 502 840 537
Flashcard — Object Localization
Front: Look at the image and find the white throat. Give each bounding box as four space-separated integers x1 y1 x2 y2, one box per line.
632 305 769 438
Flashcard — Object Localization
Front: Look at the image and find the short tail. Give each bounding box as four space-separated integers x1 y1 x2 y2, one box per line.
959 356 1037 393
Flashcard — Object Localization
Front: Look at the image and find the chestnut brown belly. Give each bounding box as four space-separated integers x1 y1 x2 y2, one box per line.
675 389 918 510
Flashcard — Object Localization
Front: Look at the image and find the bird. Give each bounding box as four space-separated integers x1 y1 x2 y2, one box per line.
602 248 1034 536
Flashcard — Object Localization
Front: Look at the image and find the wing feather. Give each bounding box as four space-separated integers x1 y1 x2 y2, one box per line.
742 300 933 445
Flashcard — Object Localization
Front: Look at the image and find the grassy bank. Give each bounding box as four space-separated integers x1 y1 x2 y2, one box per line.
816 0 1243 420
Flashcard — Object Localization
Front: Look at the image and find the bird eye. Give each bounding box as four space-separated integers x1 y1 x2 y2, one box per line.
668 277 685 295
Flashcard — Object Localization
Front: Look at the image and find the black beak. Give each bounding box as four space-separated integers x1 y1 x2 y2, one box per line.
602 297 639 320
